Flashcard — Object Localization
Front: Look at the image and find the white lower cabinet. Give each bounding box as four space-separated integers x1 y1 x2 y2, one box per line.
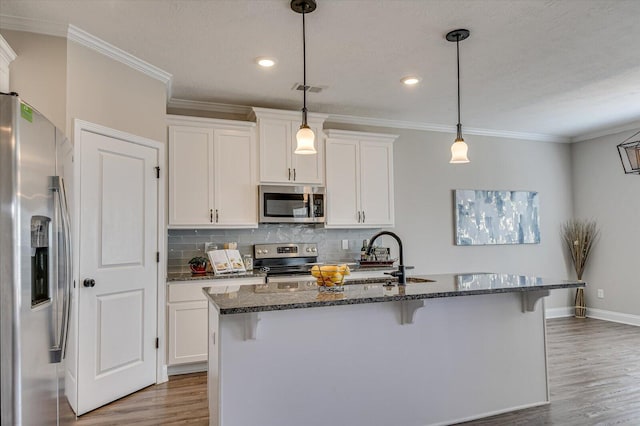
167 278 264 371
168 300 208 365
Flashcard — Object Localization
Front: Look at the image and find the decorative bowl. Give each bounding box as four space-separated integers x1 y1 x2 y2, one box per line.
311 264 351 292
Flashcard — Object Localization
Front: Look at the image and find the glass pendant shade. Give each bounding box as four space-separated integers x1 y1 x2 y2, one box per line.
450 138 469 164
295 125 316 154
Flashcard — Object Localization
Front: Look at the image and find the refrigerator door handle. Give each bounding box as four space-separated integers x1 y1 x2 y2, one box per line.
59 176 72 360
49 176 72 363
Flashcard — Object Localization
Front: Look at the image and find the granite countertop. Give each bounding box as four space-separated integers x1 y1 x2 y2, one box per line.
204 273 585 315
167 271 266 282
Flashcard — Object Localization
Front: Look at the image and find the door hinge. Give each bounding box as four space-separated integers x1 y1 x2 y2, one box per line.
156 252 160 263
155 166 160 179
155 338 159 349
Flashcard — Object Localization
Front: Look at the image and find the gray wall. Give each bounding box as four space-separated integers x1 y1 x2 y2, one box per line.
2 30 167 145
2 30 67 132
571 129 640 316
66 40 167 144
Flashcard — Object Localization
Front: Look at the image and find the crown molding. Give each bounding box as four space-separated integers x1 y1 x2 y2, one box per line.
166 113 255 129
67 25 172 98
572 119 640 143
167 98 251 115
249 106 329 123
0 33 17 63
166 98 570 143
326 113 570 143
325 129 399 143
0 14 67 37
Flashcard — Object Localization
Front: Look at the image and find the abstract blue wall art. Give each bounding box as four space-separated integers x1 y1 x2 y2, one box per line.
454 190 540 246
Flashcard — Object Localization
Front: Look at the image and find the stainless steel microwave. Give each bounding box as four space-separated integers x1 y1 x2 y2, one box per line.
259 185 325 224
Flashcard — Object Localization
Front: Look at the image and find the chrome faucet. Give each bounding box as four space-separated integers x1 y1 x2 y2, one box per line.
366 231 407 285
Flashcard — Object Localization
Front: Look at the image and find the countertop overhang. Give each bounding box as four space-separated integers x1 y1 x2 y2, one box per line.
204 273 584 315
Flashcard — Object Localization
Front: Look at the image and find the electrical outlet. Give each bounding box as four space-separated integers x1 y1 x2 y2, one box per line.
342 239 349 250
597 289 604 299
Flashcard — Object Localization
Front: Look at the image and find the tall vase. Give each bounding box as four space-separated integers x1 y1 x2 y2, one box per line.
574 286 586 319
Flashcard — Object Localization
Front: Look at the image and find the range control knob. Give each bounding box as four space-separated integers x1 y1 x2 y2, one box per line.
306 247 311 252
311 247 317 253
263 249 269 255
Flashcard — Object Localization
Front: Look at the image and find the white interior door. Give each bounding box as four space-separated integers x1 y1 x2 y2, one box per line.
77 130 158 415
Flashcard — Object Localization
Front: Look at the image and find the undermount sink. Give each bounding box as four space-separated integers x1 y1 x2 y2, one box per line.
406 277 436 283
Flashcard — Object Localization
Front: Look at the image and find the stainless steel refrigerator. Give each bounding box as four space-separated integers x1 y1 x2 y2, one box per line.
1 93 74 425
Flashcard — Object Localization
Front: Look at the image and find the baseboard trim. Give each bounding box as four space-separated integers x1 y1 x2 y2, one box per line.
545 307 574 319
167 362 207 376
432 400 550 426
587 308 640 327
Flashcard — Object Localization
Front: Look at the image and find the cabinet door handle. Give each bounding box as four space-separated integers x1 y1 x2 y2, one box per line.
288 168 292 181
357 211 361 223
293 168 296 181
215 209 219 223
362 211 365 223
83 278 95 288
210 209 213 223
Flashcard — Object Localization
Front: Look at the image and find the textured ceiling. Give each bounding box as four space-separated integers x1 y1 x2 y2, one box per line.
1 0 640 140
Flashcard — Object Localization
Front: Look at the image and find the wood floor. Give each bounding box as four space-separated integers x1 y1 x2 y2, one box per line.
72 373 208 425
72 317 640 425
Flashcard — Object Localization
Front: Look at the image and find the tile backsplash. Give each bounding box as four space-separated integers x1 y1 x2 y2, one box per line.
168 225 380 273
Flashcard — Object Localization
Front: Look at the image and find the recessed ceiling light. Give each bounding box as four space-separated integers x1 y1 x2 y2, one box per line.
401 76 421 86
256 57 277 68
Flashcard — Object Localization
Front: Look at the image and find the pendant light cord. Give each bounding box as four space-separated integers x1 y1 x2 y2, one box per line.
456 35 462 140
301 6 308 127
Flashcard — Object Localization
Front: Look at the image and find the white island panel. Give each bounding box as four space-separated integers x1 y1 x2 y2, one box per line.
209 291 549 426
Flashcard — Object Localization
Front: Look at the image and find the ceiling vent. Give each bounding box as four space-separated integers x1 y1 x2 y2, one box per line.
292 83 325 93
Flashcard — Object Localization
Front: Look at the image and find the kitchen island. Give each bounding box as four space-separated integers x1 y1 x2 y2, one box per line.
205 273 583 426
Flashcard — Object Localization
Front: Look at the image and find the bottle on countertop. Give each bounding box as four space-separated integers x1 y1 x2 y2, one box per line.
360 239 369 261
243 254 253 271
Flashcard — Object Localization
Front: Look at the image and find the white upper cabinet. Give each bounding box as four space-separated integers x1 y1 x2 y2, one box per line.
168 115 258 228
250 107 328 185
325 130 397 228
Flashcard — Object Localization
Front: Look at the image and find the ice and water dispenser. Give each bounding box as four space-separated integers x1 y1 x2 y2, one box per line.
31 215 51 307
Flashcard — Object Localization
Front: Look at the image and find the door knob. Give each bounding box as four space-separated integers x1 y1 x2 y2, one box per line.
83 278 96 288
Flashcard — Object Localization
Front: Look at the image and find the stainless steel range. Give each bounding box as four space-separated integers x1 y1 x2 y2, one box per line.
254 242 319 276
253 243 319 291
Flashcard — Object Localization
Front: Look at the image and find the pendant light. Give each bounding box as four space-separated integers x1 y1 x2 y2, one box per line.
291 0 317 155
617 130 640 175
446 29 471 164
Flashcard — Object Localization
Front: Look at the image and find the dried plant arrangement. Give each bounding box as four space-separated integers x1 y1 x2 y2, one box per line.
562 219 599 280
561 219 599 318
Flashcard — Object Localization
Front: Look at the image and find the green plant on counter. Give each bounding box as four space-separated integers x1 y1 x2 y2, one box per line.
188 256 208 267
